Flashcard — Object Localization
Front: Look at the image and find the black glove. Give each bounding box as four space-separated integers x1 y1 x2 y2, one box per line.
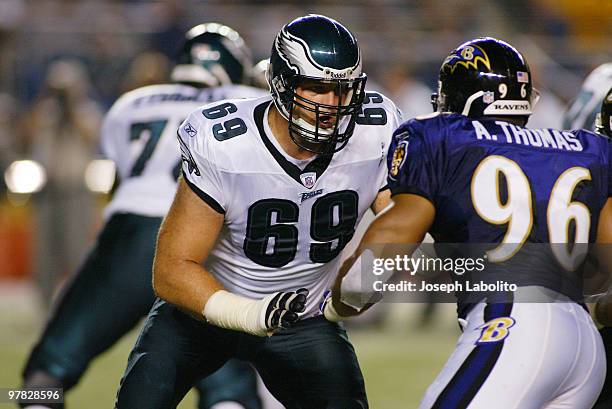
264 288 309 331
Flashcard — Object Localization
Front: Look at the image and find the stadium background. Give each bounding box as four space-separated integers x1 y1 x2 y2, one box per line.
0 1 610 408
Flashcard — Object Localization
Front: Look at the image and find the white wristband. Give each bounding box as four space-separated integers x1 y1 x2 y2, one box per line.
323 299 344 322
203 290 272 336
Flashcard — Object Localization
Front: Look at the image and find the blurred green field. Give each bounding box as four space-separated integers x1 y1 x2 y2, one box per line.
0 283 459 408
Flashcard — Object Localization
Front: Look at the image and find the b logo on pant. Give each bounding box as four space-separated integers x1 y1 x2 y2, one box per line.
476 317 516 344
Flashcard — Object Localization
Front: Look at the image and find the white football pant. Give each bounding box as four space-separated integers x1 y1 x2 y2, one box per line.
420 298 605 409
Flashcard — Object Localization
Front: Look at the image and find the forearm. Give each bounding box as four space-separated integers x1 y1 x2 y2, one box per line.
153 258 275 336
357 198 427 259
153 254 309 337
327 194 434 319
153 257 224 317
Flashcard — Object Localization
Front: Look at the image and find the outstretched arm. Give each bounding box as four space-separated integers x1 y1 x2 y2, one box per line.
591 198 612 327
327 193 435 319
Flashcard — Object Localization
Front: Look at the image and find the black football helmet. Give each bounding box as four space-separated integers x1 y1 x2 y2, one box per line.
595 87 612 138
432 37 539 124
171 23 252 87
268 14 367 154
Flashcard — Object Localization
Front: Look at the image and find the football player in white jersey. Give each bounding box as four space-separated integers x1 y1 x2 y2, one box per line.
21 24 266 409
588 87 612 409
114 14 402 409
562 65 612 409
562 62 612 130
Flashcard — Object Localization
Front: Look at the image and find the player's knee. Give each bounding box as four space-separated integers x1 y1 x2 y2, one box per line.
20 370 64 409
23 370 64 389
24 354 86 391
127 352 177 387
116 353 180 409
25 338 94 390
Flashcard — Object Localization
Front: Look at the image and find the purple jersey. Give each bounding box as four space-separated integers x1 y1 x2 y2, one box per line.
388 112 611 312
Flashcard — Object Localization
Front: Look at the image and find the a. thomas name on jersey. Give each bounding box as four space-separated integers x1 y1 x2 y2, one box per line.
472 120 584 152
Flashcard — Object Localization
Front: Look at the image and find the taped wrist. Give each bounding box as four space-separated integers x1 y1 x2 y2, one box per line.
203 290 271 336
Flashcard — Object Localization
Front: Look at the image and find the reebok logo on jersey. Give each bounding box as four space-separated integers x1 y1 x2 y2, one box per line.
300 189 323 203
183 123 197 137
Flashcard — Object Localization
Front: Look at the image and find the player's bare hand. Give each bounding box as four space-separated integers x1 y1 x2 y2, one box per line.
324 255 382 321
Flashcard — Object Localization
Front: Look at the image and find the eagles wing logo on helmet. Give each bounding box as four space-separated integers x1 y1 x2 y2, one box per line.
443 45 491 74
275 26 361 79
276 29 324 76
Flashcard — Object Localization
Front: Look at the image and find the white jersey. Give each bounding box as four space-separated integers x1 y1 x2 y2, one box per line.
100 83 266 218
562 63 612 130
179 93 402 317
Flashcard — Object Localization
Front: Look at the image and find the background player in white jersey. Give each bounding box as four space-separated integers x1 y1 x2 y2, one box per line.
327 38 609 409
20 23 266 409
114 14 401 409
587 87 612 409
562 63 612 130
562 64 612 409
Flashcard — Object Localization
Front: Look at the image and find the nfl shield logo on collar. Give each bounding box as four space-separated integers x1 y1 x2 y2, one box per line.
300 172 317 189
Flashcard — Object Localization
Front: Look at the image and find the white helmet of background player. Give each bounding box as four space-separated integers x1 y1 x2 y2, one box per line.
595 87 612 138
562 62 612 130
